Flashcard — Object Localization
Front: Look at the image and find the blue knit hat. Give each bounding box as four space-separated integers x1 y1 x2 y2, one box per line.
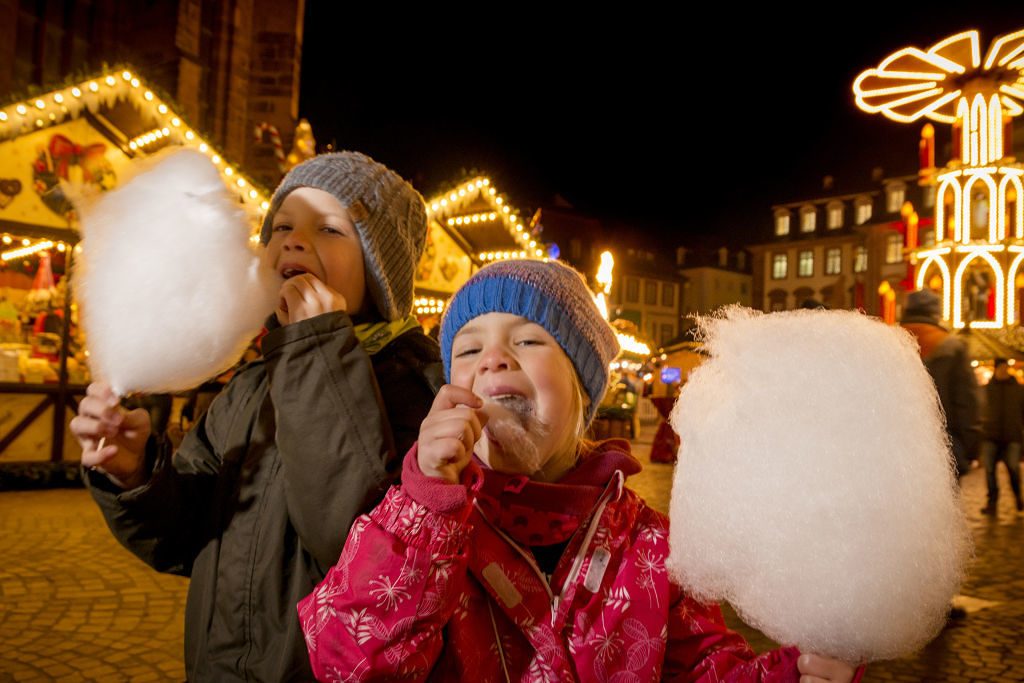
440 259 620 425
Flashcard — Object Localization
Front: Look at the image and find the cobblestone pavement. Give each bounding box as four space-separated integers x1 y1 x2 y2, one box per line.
0 490 187 682
2 425 1022 681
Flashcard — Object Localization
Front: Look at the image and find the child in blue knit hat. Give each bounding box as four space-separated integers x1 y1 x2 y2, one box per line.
300 258 858 682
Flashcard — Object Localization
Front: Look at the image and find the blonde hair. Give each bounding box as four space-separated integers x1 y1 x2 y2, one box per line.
548 363 597 472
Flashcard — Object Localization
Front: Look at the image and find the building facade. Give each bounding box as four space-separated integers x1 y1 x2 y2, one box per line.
678 247 752 317
1 0 305 188
749 173 931 319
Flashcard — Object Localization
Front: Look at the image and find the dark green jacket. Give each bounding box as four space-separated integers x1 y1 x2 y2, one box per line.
86 311 440 682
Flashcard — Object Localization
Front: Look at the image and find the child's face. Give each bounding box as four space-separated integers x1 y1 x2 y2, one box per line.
263 187 367 316
450 312 579 477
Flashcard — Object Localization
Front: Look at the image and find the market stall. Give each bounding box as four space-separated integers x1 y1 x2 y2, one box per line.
0 67 269 474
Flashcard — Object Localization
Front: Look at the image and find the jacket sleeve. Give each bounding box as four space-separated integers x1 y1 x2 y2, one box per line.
948 343 980 452
263 310 396 571
84 366 259 576
661 590 866 683
298 445 482 681
661 586 802 682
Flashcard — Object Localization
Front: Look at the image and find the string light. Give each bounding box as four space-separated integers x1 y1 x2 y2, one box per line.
2 240 54 261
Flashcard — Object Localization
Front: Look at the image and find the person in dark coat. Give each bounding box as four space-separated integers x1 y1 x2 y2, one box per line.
70 153 441 682
901 290 980 478
980 358 1024 514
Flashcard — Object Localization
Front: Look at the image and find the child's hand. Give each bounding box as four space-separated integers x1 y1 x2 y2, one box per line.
417 385 488 484
276 274 348 325
798 653 858 683
70 382 151 490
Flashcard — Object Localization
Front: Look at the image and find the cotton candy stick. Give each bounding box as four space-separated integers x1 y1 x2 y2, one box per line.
666 306 970 663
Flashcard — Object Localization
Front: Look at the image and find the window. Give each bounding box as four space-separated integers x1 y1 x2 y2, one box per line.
775 213 790 236
922 188 935 208
886 184 906 213
626 278 639 303
885 234 904 263
645 281 658 305
827 204 843 229
854 246 868 273
798 250 814 277
661 324 674 344
800 208 816 232
662 283 675 308
740 282 749 295
922 229 936 247
772 254 788 279
825 247 842 275
736 251 747 270
855 201 872 225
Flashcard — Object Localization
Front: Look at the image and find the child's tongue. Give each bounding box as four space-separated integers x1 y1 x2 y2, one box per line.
480 397 546 475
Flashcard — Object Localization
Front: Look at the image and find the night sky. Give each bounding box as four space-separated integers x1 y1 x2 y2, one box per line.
299 4 1024 249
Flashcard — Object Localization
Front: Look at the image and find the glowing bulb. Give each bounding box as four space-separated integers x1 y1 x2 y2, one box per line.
237 178 246 187
21 239 29 246
171 118 180 127
483 179 490 186
56 243 66 252
130 78 140 88
122 71 132 81
199 143 209 153
431 203 439 211
89 82 99 92
225 167 234 176
260 201 270 210
1 236 10 245
16 104 26 116
53 93 63 104
34 100 44 109
495 197 503 205
144 91 154 101
211 154 220 163
0 112 7 122
71 87 81 97
158 104 168 114
129 141 137 150
249 190 258 199
105 76 115 86
449 193 457 201
185 131 195 140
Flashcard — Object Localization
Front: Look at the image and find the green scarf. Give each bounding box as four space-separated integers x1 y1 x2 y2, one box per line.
354 315 422 355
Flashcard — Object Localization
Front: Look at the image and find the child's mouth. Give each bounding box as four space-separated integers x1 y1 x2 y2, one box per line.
280 266 312 280
489 394 533 422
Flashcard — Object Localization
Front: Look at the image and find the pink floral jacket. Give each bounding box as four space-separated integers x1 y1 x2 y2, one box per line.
299 442 806 682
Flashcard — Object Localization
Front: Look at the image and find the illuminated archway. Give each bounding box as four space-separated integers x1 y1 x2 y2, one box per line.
1006 247 1024 325
998 172 1024 239
916 254 952 321
961 172 998 243
953 249 1005 328
935 176 961 241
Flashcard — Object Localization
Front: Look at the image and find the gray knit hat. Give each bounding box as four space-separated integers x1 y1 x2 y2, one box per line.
260 152 427 321
439 259 621 426
902 289 942 326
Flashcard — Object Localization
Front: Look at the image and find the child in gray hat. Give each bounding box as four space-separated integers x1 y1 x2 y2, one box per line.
72 152 441 682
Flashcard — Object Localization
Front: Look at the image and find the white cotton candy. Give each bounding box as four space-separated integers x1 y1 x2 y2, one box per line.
74 148 279 395
666 306 970 662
